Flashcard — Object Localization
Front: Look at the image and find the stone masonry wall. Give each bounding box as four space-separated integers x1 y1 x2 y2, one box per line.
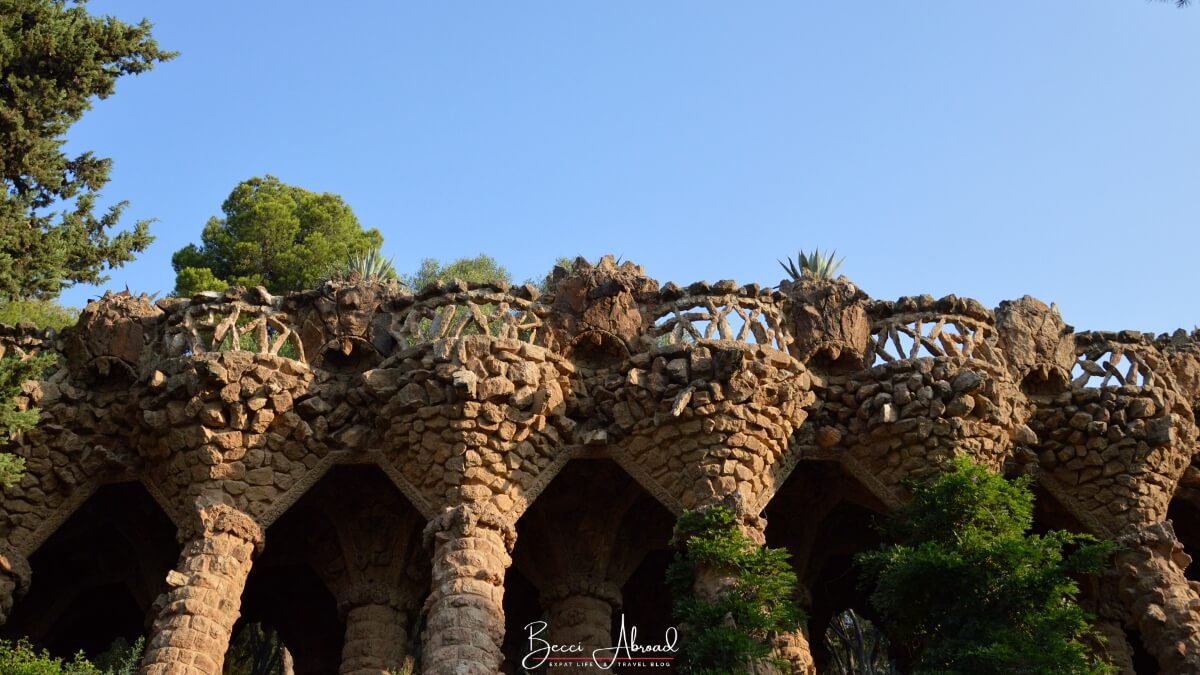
0 258 1197 673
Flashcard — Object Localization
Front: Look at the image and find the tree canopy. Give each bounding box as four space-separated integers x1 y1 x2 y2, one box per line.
171 175 384 296
401 254 511 291
0 0 173 302
857 458 1116 674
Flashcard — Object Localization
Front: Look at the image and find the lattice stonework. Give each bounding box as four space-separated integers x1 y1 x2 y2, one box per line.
165 301 305 362
1073 345 1158 389
389 291 552 349
867 313 1005 369
649 293 792 353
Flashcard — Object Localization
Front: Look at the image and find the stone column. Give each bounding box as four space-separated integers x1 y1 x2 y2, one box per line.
542 578 622 674
339 585 414 675
420 504 515 675
0 544 30 626
1114 521 1200 675
140 504 263 675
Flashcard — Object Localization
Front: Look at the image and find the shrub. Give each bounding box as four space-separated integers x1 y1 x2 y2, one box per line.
666 505 803 674
857 458 1117 674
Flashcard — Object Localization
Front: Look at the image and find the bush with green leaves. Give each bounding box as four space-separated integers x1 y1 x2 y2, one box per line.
0 639 101 675
857 458 1117 674
666 505 803 674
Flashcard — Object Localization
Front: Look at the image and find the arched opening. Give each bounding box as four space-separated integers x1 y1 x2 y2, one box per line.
764 460 891 671
504 459 676 672
3 482 179 662
1168 491 1200 583
238 465 430 674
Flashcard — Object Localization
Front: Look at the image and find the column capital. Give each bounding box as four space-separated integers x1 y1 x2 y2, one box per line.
178 501 265 551
422 503 516 554
337 581 418 619
540 576 623 609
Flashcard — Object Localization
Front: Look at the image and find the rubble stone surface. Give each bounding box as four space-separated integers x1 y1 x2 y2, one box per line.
0 261 1197 673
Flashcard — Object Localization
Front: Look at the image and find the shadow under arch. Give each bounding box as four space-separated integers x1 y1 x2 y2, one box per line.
764 459 892 671
2 482 179 660
236 465 430 674
503 458 677 673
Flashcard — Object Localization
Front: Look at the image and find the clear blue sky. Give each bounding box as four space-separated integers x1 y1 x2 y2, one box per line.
61 1 1198 335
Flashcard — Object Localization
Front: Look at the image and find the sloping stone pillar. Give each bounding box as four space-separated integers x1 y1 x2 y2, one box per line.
140 503 263 675
339 585 414 675
0 543 30 625
1114 522 1200 674
421 504 515 675
541 578 623 674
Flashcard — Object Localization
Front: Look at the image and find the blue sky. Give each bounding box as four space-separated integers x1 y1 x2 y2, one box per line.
62 1 1197 334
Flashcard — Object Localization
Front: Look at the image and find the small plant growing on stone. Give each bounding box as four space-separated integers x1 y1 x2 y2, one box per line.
666 505 803 674
779 247 846 280
340 245 398 283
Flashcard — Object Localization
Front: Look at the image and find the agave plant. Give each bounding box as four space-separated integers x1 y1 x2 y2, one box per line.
341 245 398 282
779 247 846 281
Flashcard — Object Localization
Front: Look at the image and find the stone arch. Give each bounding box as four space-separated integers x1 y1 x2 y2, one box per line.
241 465 430 674
256 450 436 528
2 482 179 660
764 459 893 671
504 458 677 673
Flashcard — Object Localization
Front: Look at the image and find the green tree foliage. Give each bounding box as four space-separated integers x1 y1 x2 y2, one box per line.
666 505 804 674
171 175 383 296
0 638 102 674
857 458 1117 675
0 0 172 302
91 637 143 675
0 299 77 330
0 351 54 486
401 254 510 291
223 623 284 675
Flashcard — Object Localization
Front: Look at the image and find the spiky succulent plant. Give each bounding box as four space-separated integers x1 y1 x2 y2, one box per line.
341 245 397 282
779 247 846 280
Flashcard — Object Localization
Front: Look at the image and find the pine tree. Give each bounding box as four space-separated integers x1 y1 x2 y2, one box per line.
0 0 174 301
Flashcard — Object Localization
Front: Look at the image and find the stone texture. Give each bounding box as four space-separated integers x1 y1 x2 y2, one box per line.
0 267 1196 673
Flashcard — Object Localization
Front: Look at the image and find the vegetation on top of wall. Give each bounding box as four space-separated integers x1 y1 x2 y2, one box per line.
778 248 846 281
171 175 385 297
0 300 78 331
334 244 398 283
856 458 1117 675
666 505 803 674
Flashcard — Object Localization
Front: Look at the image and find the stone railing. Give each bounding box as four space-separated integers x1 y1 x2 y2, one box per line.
645 280 792 353
0 325 58 362
160 291 306 363
865 295 1004 370
1073 331 1171 390
387 283 552 350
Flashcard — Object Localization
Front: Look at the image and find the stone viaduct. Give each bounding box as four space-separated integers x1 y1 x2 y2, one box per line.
0 256 1198 673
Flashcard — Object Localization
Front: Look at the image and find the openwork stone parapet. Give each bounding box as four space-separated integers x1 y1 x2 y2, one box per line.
1 258 1199 673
